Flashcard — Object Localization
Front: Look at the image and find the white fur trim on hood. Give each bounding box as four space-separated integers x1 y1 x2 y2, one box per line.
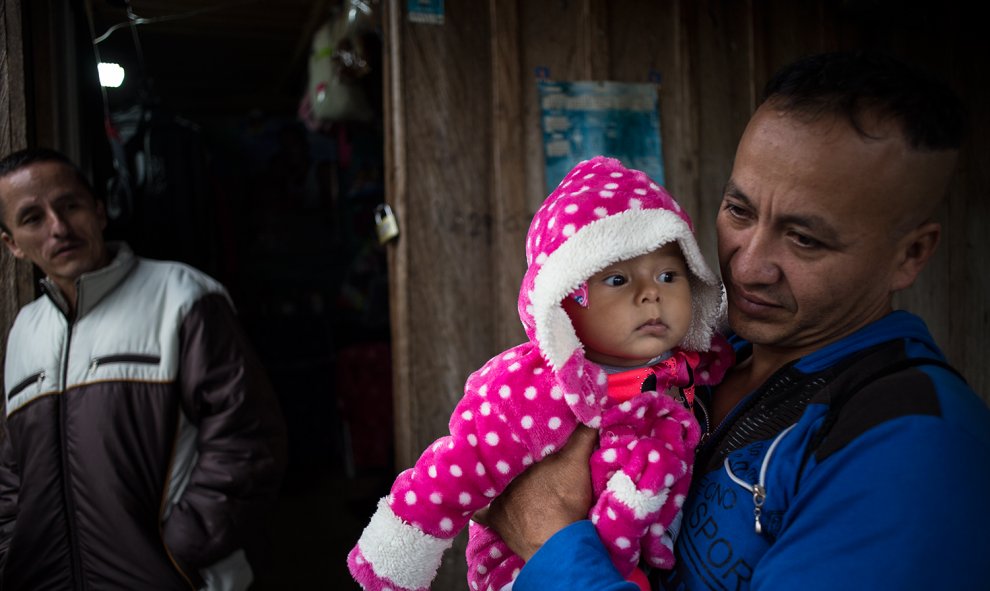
530 208 722 370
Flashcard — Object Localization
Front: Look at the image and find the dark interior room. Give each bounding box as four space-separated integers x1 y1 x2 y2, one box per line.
81 1 392 586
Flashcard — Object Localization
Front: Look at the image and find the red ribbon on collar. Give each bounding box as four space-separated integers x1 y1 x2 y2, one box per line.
606 350 698 405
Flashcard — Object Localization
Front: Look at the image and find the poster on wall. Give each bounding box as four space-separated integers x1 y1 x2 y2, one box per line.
538 80 664 194
408 0 444 24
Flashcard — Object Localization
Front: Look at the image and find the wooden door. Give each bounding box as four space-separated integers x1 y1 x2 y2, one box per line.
383 1 988 587
0 0 36 393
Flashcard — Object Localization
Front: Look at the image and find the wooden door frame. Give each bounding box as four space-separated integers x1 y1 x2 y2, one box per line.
1 0 36 394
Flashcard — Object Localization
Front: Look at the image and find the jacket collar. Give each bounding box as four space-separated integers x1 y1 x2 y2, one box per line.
724 310 941 376
42 242 137 318
792 310 941 373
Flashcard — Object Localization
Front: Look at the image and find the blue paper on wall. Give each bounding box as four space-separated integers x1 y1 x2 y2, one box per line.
538 80 664 194
408 0 444 24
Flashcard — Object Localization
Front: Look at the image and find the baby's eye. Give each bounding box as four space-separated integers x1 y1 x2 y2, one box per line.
658 271 676 283
602 274 626 287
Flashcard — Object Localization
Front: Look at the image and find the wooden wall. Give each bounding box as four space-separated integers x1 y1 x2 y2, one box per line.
0 0 35 394
0 0 90 397
384 0 988 587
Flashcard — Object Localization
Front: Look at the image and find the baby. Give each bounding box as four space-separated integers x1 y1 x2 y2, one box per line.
348 156 732 591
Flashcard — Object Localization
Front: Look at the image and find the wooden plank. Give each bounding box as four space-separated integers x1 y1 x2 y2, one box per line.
28 0 83 162
1 0 28 154
949 57 990 398
386 1 496 586
858 3 990 400
518 0 587 211
397 0 495 455
819 1 987 398
689 0 756 266
608 0 701 236
1 0 36 408
948 23 990 399
752 0 831 89
579 0 609 80
669 0 700 254
382 0 412 468
28 0 56 149
489 0 528 351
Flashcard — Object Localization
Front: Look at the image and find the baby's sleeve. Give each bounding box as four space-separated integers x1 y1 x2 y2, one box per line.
589 391 700 574
348 346 575 591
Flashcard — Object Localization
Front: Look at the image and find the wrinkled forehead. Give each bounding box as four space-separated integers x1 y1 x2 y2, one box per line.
744 105 958 231
0 161 93 199
734 107 947 228
0 161 94 222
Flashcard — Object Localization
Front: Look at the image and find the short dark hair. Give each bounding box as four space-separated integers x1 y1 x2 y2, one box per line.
763 50 967 151
0 147 96 234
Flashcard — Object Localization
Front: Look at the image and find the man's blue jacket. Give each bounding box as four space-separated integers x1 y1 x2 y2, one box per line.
516 311 990 590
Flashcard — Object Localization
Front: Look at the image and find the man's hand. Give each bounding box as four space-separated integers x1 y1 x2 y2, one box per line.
473 425 597 561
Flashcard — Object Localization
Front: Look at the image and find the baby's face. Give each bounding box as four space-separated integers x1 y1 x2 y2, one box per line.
563 243 693 367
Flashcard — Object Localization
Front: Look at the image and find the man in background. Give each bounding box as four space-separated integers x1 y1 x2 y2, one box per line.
0 148 287 590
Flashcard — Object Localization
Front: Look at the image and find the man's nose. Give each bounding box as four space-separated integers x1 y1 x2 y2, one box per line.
731 230 780 285
47 209 70 236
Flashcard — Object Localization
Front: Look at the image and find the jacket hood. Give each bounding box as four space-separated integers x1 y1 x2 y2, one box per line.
519 156 724 370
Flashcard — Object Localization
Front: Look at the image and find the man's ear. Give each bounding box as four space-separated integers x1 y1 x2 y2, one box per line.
1 230 25 259
890 221 941 292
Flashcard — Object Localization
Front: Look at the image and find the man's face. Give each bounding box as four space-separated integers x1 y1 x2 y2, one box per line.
0 161 108 294
717 105 948 355
563 243 693 367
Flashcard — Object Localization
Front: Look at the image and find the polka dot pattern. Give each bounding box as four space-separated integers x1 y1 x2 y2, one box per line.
351 156 725 591
513 155 725 361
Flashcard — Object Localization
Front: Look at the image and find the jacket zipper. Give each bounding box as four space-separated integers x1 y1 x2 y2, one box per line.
695 361 800 466
694 395 712 447
7 371 46 402
723 423 799 534
89 354 161 373
697 385 766 464
59 320 85 590
698 390 763 452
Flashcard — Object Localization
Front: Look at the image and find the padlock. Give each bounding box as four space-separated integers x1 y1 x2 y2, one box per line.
374 203 400 245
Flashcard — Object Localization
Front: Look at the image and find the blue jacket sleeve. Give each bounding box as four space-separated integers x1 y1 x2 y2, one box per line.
514 521 639 591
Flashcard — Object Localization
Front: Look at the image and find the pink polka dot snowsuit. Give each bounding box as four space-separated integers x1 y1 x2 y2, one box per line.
348 156 731 591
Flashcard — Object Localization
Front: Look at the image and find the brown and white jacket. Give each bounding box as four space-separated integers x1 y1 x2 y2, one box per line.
0 243 287 590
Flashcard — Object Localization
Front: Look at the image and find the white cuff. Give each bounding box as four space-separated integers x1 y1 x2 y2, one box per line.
606 471 668 520
357 498 454 590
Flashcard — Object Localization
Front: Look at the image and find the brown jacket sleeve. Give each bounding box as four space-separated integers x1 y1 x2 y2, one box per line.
161 293 287 574
0 412 19 576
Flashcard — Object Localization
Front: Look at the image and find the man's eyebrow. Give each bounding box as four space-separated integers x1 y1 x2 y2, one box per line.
51 192 83 205
13 202 41 221
722 180 751 204
780 212 843 245
722 179 843 245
